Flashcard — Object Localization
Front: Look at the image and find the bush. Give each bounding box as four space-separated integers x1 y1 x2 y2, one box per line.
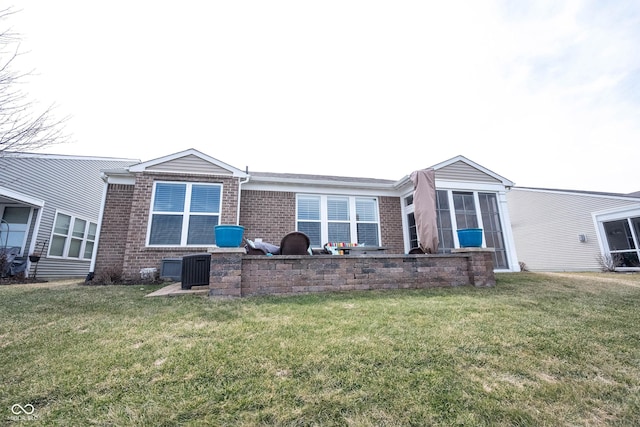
596 253 621 272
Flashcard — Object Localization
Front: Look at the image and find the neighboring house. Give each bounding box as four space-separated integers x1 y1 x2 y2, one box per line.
94 148 521 281
0 152 139 279
507 187 640 271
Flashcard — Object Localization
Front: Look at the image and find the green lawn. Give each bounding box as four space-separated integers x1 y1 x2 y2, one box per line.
1 273 640 426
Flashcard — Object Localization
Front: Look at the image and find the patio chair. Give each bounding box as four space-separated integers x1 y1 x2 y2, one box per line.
279 232 311 255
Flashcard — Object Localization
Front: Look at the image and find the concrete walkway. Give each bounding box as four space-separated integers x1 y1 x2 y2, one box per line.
145 282 209 297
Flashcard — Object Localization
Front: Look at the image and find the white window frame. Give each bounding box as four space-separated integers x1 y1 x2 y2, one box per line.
402 187 513 271
48 210 97 260
0 205 34 255
146 181 223 247
296 194 381 247
594 206 640 271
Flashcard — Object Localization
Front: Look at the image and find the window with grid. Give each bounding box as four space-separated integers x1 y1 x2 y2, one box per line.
296 195 380 247
148 182 222 246
49 212 97 259
603 217 640 268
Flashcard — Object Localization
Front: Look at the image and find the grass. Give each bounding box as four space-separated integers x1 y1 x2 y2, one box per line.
1 273 640 426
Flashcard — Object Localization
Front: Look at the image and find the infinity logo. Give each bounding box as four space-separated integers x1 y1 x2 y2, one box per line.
11 404 35 415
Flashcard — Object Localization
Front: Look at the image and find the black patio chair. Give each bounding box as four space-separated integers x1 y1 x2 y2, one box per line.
279 232 311 255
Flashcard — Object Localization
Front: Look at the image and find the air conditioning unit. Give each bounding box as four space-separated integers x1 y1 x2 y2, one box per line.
181 253 211 289
160 258 182 281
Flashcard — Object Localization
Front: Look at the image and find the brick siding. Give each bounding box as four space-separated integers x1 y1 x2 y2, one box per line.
96 172 241 281
378 196 404 253
239 190 296 245
97 175 414 281
94 183 134 279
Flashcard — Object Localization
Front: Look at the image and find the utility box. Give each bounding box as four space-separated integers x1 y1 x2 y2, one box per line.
160 258 182 281
181 253 211 289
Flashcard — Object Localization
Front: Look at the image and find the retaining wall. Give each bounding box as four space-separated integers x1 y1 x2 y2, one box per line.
207 248 495 297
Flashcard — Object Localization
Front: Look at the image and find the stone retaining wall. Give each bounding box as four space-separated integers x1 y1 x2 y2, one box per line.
207 248 495 297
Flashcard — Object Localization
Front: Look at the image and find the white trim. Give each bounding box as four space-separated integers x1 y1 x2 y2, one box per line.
592 204 640 221
103 174 136 185
434 180 508 192
48 210 97 260
243 180 399 197
90 179 110 272
0 185 45 207
592 205 640 262
146 181 224 247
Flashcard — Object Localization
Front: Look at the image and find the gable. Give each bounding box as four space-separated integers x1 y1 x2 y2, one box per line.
146 154 233 176
435 160 503 184
128 149 248 177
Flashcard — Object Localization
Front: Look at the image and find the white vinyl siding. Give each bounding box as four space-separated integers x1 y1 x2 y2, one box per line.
508 188 640 271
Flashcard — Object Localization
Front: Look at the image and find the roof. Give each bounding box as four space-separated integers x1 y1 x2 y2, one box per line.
249 171 397 186
1 151 139 163
513 186 640 200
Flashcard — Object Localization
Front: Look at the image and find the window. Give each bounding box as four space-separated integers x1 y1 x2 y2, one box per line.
148 182 222 246
436 190 455 252
328 197 351 243
603 217 640 268
296 195 380 247
453 192 478 229
49 212 97 259
1 207 32 252
479 193 508 269
404 189 509 269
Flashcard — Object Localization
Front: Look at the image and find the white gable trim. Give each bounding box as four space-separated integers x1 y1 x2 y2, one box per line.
128 148 248 177
0 185 45 207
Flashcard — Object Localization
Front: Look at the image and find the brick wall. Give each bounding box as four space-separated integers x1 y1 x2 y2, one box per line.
97 175 410 282
97 172 241 281
208 250 496 297
379 196 404 253
239 190 405 253
94 183 134 279
239 190 296 245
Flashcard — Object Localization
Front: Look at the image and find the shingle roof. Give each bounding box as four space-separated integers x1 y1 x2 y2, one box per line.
515 186 640 199
249 171 397 185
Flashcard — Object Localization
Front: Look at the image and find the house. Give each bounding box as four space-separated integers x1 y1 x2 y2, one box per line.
508 187 640 271
0 152 139 279
94 148 521 281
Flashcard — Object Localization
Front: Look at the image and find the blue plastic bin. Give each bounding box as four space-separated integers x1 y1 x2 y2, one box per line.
214 225 245 247
457 228 483 247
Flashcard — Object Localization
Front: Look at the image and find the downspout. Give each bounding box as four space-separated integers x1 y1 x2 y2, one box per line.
89 173 110 278
236 170 251 225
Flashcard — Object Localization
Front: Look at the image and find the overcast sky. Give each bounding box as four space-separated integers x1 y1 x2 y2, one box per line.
7 1 640 193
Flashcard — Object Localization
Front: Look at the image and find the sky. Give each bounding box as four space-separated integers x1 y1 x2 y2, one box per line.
6 1 640 193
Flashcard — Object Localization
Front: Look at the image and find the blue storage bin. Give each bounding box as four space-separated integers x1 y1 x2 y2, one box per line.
214 225 245 247
457 228 483 247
